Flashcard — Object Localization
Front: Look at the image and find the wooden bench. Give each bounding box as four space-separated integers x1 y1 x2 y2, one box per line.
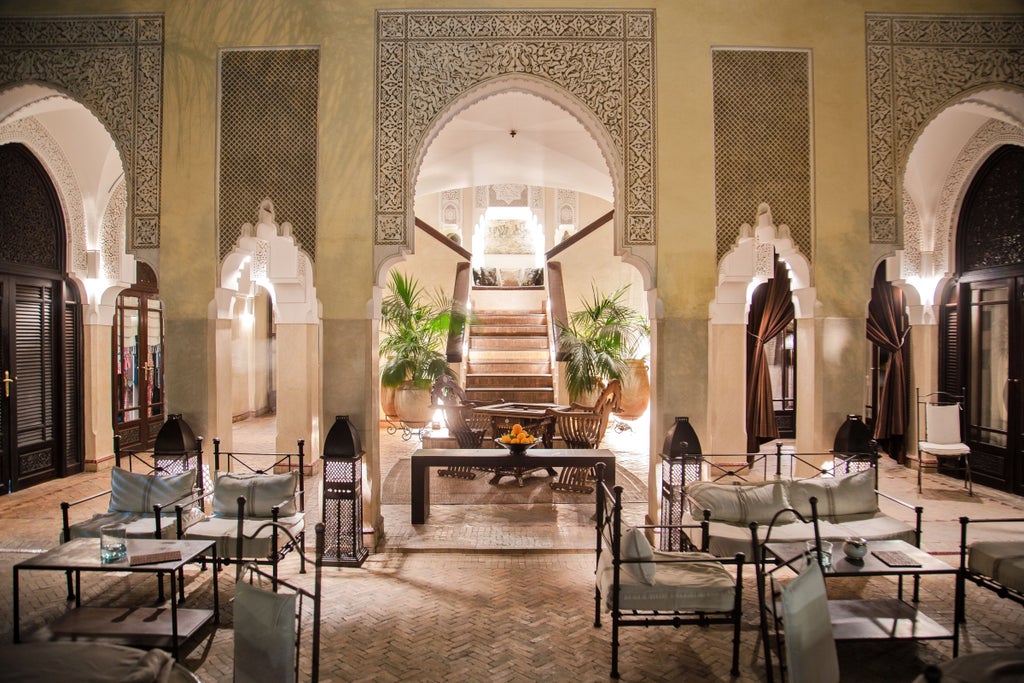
410 448 616 523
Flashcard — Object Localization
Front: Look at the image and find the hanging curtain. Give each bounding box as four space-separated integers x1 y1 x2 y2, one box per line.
867 267 911 462
746 257 795 453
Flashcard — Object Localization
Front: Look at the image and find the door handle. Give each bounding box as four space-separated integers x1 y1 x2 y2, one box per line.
2 370 14 398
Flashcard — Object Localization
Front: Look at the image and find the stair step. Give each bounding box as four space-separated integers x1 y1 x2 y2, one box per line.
466 374 553 389
473 313 548 326
470 336 548 350
468 361 551 374
466 387 555 404
470 324 548 337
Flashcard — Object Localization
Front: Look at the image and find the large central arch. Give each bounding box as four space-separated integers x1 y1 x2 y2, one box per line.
373 8 657 284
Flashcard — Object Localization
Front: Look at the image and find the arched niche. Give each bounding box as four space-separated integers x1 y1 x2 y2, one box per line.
212 200 322 457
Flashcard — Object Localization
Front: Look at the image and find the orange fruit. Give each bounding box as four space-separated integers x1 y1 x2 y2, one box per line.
511 424 523 436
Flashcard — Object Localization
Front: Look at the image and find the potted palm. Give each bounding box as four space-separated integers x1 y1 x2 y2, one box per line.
558 284 650 417
379 271 464 427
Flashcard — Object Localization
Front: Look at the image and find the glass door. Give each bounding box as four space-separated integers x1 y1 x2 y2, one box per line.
113 292 164 450
964 277 1022 493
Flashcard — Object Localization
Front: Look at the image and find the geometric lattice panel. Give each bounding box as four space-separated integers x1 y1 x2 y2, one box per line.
865 13 1024 244
713 49 812 263
218 48 319 260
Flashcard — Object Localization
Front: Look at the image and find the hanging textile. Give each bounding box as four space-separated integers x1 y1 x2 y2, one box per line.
866 266 910 462
746 256 795 453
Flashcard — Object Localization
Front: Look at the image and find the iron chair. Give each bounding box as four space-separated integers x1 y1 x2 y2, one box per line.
916 388 972 496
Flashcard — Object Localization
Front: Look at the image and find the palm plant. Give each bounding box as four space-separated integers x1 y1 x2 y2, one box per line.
379 271 464 389
558 284 649 401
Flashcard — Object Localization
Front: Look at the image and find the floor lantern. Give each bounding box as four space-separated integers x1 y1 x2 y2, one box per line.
321 415 368 567
659 416 703 551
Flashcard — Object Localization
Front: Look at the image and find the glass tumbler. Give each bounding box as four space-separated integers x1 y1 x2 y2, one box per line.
99 524 127 563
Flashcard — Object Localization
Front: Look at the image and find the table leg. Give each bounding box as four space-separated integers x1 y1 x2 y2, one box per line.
169 570 179 659
212 544 220 624
13 567 19 643
411 459 429 524
75 571 81 608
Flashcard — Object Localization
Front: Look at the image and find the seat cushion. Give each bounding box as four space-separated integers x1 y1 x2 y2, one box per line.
108 467 197 514
788 469 877 521
183 513 305 558
66 507 205 542
212 471 299 518
926 403 962 444
597 550 736 613
918 441 970 456
831 515 917 546
969 542 1024 594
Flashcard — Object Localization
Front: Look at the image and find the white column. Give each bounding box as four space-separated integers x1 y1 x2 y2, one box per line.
83 322 114 471
707 322 748 454
275 322 321 467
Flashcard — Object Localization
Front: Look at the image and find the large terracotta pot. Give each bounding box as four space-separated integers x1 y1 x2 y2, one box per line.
381 383 398 419
617 359 651 421
394 383 434 427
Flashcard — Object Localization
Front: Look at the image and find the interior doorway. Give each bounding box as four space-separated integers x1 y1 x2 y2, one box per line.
0 143 82 493
112 262 164 451
950 144 1024 493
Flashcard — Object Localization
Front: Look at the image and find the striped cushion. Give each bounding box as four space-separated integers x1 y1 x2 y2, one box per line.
108 467 196 513
212 471 299 518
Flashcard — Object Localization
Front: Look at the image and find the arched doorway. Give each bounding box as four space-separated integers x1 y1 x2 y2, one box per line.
949 145 1024 494
0 142 83 492
112 262 164 451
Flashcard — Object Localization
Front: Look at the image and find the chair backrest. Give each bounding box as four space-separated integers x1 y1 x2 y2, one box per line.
235 523 324 683
430 374 468 406
593 379 621 432
925 402 964 445
781 561 838 683
549 407 605 449
439 403 489 448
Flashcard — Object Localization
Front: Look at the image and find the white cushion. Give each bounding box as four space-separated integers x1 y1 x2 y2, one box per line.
926 403 963 444
919 441 970 456
67 507 205 541
688 481 791 526
597 550 736 613
622 527 656 585
781 562 839 683
234 580 297 683
212 471 299 518
789 469 878 521
108 467 196 514
969 542 1024 594
184 513 305 558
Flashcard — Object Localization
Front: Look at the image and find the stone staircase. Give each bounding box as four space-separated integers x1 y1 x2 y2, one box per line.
465 308 554 405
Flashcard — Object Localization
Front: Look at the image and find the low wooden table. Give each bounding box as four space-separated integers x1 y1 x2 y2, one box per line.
764 539 960 655
411 448 616 523
13 538 219 659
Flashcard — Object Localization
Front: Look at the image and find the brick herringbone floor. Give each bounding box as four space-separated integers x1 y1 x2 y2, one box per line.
0 416 1022 682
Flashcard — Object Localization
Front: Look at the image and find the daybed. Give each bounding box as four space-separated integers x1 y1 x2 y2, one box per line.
595 463 745 679
684 467 922 558
958 516 1024 619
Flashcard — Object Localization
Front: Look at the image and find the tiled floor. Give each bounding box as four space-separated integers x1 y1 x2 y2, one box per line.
0 415 1021 682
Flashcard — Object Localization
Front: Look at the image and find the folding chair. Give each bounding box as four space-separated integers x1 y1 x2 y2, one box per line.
234 523 325 682
916 388 972 496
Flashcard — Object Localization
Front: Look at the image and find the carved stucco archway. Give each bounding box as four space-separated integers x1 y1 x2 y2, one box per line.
373 8 657 284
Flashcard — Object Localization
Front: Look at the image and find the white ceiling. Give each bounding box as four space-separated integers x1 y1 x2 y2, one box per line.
414 91 613 201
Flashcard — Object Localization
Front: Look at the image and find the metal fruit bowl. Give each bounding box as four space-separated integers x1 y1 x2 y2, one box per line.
495 438 539 456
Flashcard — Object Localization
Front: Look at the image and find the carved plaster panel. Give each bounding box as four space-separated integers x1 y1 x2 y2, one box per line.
375 9 656 264
557 188 578 228
0 117 87 274
0 14 163 250
901 189 923 277
865 13 1024 243
100 180 127 280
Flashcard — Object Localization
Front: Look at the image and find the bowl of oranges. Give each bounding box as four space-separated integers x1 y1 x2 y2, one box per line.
495 423 538 456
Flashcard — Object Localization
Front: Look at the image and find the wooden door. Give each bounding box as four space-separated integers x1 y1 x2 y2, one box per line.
113 286 164 451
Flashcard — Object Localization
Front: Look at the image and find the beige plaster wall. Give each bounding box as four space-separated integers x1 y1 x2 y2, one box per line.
4 0 1021 482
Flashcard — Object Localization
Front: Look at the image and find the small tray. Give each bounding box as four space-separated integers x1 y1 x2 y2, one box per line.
872 550 921 568
129 550 182 566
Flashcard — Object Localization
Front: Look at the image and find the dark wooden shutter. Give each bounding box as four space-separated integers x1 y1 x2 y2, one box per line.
63 283 83 474
14 281 57 487
938 281 961 397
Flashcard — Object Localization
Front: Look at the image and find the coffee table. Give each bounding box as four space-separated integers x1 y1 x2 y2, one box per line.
763 539 960 655
13 537 219 658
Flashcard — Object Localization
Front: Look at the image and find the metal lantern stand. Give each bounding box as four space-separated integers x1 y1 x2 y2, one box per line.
321 415 368 567
659 416 703 551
